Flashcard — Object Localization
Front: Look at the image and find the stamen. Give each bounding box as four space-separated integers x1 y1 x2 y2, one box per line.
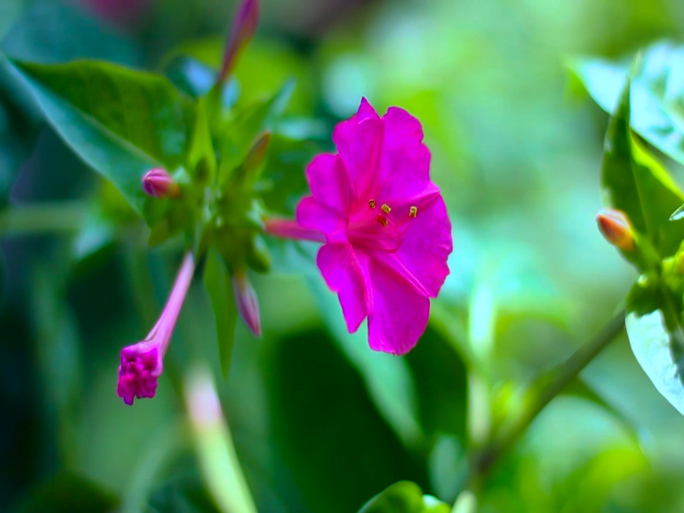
381 203 391 214
369 199 376 209
376 214 389 227
409 206 418 218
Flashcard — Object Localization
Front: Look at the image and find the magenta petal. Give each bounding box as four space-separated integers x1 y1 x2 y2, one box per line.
317 243 370 333
306 153 355 214
366 258 430 355
377 108 432 203
296 196 347 240
332 100 383 200
394 195 452 297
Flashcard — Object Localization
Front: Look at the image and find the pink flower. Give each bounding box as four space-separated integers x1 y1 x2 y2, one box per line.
269 99 452 354
117 252 195 405
142 168 180 198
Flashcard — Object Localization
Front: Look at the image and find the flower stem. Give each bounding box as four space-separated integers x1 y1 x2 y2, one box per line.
465 309 626 492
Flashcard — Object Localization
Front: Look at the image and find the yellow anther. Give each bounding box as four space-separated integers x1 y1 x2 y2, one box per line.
409 206 418 218
381 203 391 214
376 215 389 227
369 199 376 209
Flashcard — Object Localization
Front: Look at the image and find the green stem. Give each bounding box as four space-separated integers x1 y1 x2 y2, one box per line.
465 309 627 492
0 202 87 236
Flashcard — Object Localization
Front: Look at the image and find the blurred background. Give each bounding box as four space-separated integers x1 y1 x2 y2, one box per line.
2 0 684 511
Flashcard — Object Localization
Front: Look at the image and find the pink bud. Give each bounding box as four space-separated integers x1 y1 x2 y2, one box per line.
597 208 634 251
232 270 261 336
218 0 260 84
142 168 180 198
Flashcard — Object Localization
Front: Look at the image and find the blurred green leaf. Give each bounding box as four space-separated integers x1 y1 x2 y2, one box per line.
1 2 138 65
428 435 467 502
358 481 450 513
218 80 295 181
406 328 467 439
307 274 423 448
15 472 119 513
203 249 238 377
259 134 316 215
572 42 684 166
189 97 216 181
601 78 684 260
164 56 219 98
264 329 428 513
3 57 196 213
31 262 84 464
149 469 222 513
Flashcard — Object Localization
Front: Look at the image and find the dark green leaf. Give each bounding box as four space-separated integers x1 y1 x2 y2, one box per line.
572 42 684 166
15 472 119 513
601 78 684 259
359 482 450 513
4 57 196 213
264 329 428 513
307 274 423 448
203 249 238 377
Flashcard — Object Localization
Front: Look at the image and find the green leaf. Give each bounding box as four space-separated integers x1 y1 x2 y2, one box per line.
217 80 296 182
259 134 317 215
358 482 450 513
571 42 684 166
3 57 196 213
203 249 238 377
307 274 423 449
601 77 684 260
625 279 684 415
188 96 216 181
15 472 119 513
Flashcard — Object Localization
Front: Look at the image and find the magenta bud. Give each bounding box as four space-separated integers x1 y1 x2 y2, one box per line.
142 168 180 198
232 270 261 336
218 0 260 83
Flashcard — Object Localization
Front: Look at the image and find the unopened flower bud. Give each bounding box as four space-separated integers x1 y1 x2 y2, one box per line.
142 168 180 198
118 252 195 405
218 0 260 84
232 270 261 336
597 208 634 251
242 131 271 182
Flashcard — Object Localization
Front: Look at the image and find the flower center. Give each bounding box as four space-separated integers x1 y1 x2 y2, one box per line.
346 198 417 252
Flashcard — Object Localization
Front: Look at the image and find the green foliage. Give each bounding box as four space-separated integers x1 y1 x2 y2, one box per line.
599 64 684 418
8 0 684 512
4 58 195 213
15 472 119 513
203 249 238 377
572 42 684 167
601 78 684 265
358 482 450 513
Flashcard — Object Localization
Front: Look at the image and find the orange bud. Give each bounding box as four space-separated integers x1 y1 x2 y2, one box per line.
596 208 634 251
